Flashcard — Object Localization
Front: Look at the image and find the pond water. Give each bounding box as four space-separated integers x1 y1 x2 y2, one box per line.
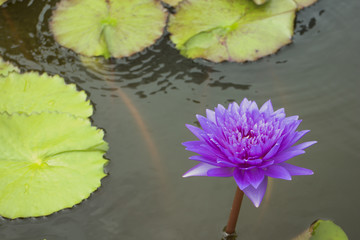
0 0 359 239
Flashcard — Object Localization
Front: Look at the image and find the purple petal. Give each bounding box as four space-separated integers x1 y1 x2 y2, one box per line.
283 116 299 125
189 155 218 165
279 163 314 176
243 177 268 208
206 109 216 123
260 160 274 168
248 101 259 112
214 104 226 118
245 168 265 189
272 108 285 118
263 136 284 160
259 100 273 115
183 163 220 177
189 155 236 168
244 159 263 165
248 145 263 158
272 150 305 163
281 130 310 151
182 140 203 150
239 98 251 114
233 168 250 190
229 102 240 115
265 165 292 180
183 141 221 158
207 167 234 177
291 141 317 151
283 120 302 137
186 124 205 140
291 130 310 143
216 159 238 167
197 115 218 134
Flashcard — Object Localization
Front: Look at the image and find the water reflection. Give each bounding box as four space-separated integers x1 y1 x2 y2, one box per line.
80 38 217 99
3 0 357 239
0 0 254 100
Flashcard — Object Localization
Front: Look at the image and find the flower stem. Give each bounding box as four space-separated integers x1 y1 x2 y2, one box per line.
225 186 244 235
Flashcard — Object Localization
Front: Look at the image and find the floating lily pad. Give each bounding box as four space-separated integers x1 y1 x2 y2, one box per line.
168 0 313 62
310 220 348 240
294 0 318 10
51 0 167 58
0 112 108 219
168 0 297 62
0 72 92 117
293 220 348 240
0 57 19 77
0 0 6 6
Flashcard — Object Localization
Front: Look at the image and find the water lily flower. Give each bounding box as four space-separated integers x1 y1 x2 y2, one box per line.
182 98 315 207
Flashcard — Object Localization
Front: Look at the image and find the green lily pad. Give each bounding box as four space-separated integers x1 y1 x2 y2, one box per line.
310 220 348 240
168 0 311 62
168 0 297 62
0 0 6 6
0 72 92 117
0 112 108 219
0 57 19 77
294 0 318 10
51 0 167 58
293 220 348 240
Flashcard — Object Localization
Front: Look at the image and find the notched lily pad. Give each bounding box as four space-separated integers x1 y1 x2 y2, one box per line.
0 72 92 117
0 57 19 77
0 112 108 219
51 0 167 58
168 0 316 62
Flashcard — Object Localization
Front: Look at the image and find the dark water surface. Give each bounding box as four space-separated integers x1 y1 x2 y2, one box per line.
0 0 359 239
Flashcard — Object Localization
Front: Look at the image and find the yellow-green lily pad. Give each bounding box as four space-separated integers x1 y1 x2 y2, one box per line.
51 0 167 58
293 220 348 240
0 0 6 6
0 72 92 118
168 0 312 62
294 0 318 10
0 112 108 219
0 57 19 77
310 220 348 240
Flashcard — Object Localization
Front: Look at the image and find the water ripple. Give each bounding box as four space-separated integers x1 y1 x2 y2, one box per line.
0 0 253 100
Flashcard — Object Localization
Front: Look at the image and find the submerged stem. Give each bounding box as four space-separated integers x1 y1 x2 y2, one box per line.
225 187 244 235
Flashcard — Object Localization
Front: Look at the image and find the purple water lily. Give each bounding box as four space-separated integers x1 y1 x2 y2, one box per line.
182 98 315 207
